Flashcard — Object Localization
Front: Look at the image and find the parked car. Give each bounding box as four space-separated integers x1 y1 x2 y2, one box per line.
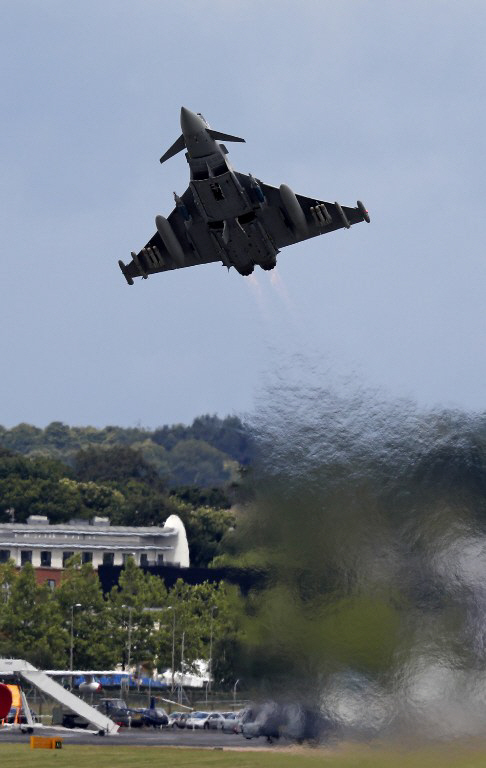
185 711 211 729
220 711 241 733
206 712 225 730
168 711 188 728
137 706 169 728
241 702 281 742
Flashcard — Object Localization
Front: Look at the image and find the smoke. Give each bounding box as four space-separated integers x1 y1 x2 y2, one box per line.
234 360 486 740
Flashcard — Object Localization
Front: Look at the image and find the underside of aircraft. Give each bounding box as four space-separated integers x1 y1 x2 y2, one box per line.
119 108 370 284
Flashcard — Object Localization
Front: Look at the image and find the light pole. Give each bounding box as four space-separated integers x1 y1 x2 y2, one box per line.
124 605 134 671
178 631 185 705
233 678 240 708
171 608 176 693
120 603 135 677
69 603 82 686
208 606 216 693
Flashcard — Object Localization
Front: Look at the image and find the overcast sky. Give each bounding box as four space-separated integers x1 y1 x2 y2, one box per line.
1 1 486 429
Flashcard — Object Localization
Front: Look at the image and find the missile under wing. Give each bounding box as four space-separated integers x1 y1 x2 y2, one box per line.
118 107 370 284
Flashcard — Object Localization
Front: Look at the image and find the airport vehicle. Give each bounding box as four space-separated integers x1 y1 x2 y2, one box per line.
119 107 369 284
0 659 119 735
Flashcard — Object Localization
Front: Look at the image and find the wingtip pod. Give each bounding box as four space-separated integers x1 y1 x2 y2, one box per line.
357 200 370 223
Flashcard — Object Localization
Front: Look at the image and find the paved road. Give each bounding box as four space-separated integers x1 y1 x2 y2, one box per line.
0 725 274 748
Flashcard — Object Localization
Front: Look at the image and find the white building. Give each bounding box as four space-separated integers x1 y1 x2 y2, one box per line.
0 513 189 583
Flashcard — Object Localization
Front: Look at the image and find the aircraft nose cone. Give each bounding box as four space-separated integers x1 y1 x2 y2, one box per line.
180 106 204 136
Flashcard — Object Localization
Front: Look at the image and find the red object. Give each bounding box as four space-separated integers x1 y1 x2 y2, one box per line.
0 684 13 719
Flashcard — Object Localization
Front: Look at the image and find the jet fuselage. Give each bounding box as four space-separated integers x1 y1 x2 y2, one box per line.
179 108 276 275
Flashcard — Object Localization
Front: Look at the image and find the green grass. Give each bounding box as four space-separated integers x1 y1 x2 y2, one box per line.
2 741 486 768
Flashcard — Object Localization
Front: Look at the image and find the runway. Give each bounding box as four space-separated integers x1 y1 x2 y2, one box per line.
0 725 274 748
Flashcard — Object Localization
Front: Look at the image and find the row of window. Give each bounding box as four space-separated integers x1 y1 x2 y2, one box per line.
0 549 164 566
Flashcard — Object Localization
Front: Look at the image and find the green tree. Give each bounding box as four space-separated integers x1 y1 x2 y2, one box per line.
0 563 67 667
108 558 167 670
54 556 117 668
74 446 163 488
168 439 235 487
154 580 243 686
178 505 236 567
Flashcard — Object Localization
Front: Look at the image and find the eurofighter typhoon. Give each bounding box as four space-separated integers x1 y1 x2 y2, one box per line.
118 108 370 283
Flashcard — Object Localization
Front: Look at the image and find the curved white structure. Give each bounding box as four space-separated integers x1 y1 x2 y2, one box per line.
164 514 189 568
0 513 191 579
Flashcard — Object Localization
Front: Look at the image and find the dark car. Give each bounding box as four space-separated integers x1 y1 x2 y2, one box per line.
168 711 188 728
137 706 169 728
61 712 89 729
241 701 333 744
97 698 144 728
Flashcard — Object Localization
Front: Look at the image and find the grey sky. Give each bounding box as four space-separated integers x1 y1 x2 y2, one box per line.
1 1 486 428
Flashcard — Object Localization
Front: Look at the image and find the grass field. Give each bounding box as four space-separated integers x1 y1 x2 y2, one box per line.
2 741 486 768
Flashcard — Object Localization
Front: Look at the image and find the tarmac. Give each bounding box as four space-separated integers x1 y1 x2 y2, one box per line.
0 723 273 748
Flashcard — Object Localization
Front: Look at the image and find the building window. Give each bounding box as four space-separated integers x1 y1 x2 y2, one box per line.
62 551 74 566
0 550 10 563
40 551 51 567
21 550 32 566
46 579 56 590
82 552 92 564
140 554 148 567
122 553 133 566
102 552 114 566
157 554 164 565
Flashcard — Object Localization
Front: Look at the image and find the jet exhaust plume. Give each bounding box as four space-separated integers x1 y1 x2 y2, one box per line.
231 357 486 741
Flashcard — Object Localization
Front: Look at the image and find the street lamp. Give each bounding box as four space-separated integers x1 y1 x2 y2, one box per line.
208 606 216 693
233 678 240 708
121 605 134 671
178 631 185 705
69 603 82 686
171 608 176 693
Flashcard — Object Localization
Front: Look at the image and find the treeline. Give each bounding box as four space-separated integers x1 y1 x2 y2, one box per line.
0 415 253 566
0 415 254 488
0 444 236 567
0 557 243 683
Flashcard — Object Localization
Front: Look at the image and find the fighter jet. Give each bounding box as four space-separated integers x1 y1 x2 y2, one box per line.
118 107 370 283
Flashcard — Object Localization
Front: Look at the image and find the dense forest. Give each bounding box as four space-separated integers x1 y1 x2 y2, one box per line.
0 415 252 566
0 415 254 487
